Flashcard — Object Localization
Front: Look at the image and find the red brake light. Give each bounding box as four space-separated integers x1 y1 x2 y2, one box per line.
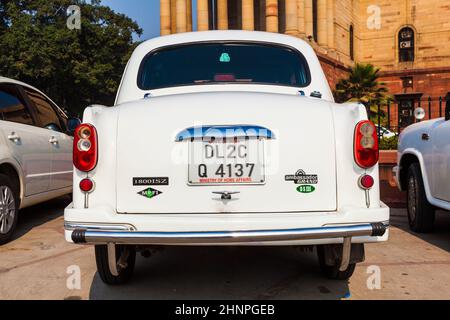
214 74 236 82
359 175 375 190
354 121 379 169
79 178 94 193
73 124 98 172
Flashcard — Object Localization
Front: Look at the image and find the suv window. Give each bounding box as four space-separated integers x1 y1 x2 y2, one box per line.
0 84 34 126
138 42 311 90
24 87 63 132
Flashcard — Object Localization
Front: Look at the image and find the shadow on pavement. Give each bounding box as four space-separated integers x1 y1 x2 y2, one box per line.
11 195 72 242
390 208 450 253
380 181 406 209
89 246 350 300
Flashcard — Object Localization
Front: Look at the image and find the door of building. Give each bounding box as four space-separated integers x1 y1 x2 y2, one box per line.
395 93 423 132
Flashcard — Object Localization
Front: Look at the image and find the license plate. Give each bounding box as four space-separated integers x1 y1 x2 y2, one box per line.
188 140 265 185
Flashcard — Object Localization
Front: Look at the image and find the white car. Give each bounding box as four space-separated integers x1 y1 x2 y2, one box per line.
376 125 397 140
64 31 389 284
0 77 77 244
394 107 450 233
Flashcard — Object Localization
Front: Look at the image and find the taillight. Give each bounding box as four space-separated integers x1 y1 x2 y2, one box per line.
354 120 379 169
359 174 375 190
73 124 98 172
80 178 94 193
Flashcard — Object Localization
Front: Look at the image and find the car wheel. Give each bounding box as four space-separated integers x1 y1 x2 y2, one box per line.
0 174 19 245
95 244 136 285
406 163 435 233
317 245 356 280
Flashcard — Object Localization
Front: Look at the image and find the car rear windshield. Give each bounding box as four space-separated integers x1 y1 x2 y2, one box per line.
138 42 310 90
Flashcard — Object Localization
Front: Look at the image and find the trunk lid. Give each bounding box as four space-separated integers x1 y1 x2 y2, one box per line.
115 91 337 214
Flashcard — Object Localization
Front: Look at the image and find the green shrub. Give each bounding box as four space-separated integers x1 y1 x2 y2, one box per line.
379 136 399 150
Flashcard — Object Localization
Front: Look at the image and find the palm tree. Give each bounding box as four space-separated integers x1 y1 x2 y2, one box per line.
334 63 392 120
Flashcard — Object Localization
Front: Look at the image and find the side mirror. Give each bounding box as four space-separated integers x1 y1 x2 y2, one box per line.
67 118 82 136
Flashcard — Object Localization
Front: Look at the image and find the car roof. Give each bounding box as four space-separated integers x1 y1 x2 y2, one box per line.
141 30 311 45
0 76 46 95
134 30 314 60
0 76 67 116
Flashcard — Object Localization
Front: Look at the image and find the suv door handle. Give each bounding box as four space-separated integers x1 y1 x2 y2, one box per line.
8 133 21 142
49 136 59 144
422 133 430 141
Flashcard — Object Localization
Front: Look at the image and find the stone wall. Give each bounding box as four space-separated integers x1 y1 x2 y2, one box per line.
355 0 450 71
317 52 350 93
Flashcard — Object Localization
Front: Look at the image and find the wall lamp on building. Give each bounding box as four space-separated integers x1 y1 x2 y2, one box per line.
401 76 414 89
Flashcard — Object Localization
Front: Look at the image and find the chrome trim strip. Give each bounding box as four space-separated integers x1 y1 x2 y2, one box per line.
64 222 135 231
27 170 73 178
70 223 387 245
175 125 275 142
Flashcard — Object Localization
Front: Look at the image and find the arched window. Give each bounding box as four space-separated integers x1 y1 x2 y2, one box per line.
398 27 415 62
312 0 318 42
349 25 354 60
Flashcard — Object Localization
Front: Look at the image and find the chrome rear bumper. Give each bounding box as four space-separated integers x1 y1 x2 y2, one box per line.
69 222 387 245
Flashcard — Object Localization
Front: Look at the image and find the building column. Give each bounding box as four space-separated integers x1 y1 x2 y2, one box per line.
317 0 328 46
176 0 187 33
170 0 177 33
217 0 228 30
186 0 192 31
304 0 313 39
197 0 209 31
160 0 171 35
266 0 278 33
285 0 298 35
297 0 305 37
242 0 255 30
326 0 334 49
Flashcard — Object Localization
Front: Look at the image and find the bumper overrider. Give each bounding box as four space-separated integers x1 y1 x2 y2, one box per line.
68 223 388 245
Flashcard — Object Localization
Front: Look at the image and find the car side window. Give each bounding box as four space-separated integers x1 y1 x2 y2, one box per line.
0 84 34 126
23 87 63 132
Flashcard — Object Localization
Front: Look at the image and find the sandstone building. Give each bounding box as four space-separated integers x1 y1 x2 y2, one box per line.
160 0 450 130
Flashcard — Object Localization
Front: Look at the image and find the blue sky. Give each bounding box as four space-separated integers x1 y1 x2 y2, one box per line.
101 0 198 41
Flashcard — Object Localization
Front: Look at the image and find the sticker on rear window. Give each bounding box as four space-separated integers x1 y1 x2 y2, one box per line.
219 52 231 63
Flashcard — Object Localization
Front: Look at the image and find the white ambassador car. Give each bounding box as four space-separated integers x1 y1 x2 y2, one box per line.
394 105 450 233
0 77 76 244
65 31 389 284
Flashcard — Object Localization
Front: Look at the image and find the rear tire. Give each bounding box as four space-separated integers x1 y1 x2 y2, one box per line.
317 245 356 280
406 163 435 233
0 174 19 245
95 245 136 285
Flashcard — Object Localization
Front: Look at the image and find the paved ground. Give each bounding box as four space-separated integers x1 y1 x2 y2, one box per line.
0 195 449 300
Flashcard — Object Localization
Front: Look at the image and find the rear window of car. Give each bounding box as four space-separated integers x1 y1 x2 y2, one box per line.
138 42 311 90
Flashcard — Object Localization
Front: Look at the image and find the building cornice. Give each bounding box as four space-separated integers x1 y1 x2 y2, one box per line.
316 51 351 72
380 66 450 77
